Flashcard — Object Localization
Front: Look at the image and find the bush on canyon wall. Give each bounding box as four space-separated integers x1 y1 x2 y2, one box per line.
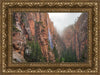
13 25 21 32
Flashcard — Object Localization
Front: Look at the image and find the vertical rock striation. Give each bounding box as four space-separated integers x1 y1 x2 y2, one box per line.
13 12 55 62
62 13 88 61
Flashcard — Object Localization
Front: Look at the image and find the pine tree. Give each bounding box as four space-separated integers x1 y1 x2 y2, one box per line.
53 45 59 62
24 38 43 62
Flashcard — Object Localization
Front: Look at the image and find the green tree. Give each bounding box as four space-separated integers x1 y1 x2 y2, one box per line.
24 38 43 62
35 40 42 62
41 57 47 62
79 44 87 62
60 57 65 62
60 45 77 62
53 45 59 62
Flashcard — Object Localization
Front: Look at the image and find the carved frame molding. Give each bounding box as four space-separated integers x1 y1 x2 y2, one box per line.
1 1 99 74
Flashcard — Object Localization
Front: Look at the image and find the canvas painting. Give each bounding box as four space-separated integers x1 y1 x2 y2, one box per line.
12 12 88 63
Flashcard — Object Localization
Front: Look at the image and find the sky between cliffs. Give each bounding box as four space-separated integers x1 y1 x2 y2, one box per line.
48 13 82 35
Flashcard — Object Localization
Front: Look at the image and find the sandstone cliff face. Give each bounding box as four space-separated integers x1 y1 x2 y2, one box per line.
13 12 55 62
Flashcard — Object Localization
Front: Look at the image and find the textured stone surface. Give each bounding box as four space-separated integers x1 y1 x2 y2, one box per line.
13 51 26 63
13 12 56 62
62 13 88 60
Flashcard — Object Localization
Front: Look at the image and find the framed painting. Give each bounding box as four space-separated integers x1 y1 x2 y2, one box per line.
0 0 99 75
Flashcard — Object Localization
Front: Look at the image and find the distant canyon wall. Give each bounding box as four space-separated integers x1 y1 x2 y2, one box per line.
62 13 88 60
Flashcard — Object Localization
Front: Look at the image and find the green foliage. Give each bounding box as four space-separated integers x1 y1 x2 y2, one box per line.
36 21 43 24
13 12 16 25
42 25 45 28
60 57 65 62
41 57 47 62
13 25 21 32
48 45 51 51
79 44 87 62
21 18 25 23
59 43 87 62
24 38 45 62
53 45 59 62
60 46 77 62
55 58 60 62
20 12 26 25
41 29 44 32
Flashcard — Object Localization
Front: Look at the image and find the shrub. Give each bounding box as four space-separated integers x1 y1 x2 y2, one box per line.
13 25 21 32
24 38 44 62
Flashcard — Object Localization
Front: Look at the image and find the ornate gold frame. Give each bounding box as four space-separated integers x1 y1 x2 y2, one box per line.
0 0 99 74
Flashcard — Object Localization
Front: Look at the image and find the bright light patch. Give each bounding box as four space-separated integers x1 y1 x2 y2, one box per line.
48 13 82 35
